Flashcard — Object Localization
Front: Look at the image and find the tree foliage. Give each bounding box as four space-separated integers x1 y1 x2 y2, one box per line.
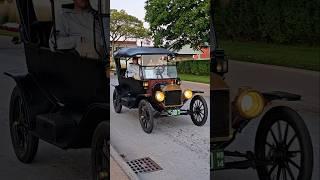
215 0 320 45
110 9 149 53
145 0 210 50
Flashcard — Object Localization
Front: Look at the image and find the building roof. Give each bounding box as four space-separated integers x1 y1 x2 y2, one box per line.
171 45 202 55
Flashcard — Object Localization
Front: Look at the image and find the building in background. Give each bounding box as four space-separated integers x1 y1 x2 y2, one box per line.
193 45 210 60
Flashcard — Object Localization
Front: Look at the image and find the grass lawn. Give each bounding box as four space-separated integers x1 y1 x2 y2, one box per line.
0 29 19 37
220 40 320 71
179 74 209 84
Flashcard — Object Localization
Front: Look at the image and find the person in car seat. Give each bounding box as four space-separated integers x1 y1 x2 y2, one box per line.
126 57 141 80
49 0 102 58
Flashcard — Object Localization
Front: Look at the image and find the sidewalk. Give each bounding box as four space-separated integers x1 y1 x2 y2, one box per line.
110 145 139 180
110 156 130 180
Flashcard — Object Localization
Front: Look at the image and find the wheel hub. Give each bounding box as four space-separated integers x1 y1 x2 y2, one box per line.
270 142 291 164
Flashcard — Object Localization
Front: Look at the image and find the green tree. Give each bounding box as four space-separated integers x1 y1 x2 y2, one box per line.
145 0 210 50
110 9 149 56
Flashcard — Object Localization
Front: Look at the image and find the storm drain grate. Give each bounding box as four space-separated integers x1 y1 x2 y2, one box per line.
127 157 162 174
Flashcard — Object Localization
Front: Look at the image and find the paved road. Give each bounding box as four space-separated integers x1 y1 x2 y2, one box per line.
110 76 211 180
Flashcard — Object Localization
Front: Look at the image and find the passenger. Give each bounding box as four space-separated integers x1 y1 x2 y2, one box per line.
49 0 101 58
126 57 141 80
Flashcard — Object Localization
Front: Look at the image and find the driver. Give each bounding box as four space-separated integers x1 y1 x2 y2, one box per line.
49 0 102 58
126 57 141 80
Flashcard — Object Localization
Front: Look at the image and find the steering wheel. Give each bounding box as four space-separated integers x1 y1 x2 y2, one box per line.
154 65 165 78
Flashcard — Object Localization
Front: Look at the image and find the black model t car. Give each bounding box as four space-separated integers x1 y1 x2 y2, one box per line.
112 48 208 133
4 0 109 179
210 1 313 179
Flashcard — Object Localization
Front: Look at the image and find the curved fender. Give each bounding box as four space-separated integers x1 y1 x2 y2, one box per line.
262 91 301 102
4 71 29 89
4 72 54 128
3 72 35 102
75 103 109 147
192 90 204 94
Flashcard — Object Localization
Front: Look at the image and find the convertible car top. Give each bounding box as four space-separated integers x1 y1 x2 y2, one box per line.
114 47 176 58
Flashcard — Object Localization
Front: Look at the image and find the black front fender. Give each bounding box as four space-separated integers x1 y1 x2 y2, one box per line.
262 91 301 102
4 71 28 87
192 90 204 94
74 103 109 147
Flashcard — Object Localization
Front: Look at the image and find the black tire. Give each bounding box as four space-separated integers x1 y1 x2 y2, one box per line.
113 89 122 113
9 86 39 163
255 106 313 180
190 95 208 126
138 99 154 134
91 121 110 180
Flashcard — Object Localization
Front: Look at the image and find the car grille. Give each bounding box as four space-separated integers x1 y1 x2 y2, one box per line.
211 89 232 142
164 90 181 106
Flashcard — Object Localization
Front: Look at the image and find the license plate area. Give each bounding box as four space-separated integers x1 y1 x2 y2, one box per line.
211 149 225 170
167 109 180 116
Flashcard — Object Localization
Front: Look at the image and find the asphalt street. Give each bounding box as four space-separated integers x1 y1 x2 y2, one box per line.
110 76 211 180
0 35 319 180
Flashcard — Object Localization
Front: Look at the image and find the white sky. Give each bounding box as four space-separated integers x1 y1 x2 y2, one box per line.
110 0 149 28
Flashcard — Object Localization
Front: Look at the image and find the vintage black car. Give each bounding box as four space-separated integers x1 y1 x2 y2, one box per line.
112 47 208 133
210 1 313 179
4 0 109 179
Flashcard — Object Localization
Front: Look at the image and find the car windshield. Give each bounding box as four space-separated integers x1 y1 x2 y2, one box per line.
140 55 178 79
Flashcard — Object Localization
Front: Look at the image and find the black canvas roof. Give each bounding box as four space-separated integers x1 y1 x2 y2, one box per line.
114 47 176 58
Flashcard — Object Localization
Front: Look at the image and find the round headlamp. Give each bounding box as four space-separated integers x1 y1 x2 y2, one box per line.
184 89 193 99
155 91 165 102
236 89 265 119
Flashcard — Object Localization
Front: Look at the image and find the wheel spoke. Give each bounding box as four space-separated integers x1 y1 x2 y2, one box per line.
283 123 289 144
288 158 300 170
277 121 282 142
145 120 148 128
276 165 281 180
195 114 199 121
268 163 278 176
270 128 279 145
284 162 295 180
197 114 201 122
194 100 198 107
197 100 201 107
266 141 274 148
287 134 297 149
282 167 287 180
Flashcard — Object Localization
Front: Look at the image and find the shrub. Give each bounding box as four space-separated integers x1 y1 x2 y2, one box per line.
177 60 210 76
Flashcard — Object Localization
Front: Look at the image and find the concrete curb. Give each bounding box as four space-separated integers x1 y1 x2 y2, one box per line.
110 144 140 180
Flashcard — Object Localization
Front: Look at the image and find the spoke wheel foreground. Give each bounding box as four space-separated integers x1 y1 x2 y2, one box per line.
113 89 122 113
190 95 208 126
92 121 110 180
255 106 313 180
9 87 38 163
138 99 154 134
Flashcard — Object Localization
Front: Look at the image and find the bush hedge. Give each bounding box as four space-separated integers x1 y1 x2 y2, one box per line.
177 60 210 76
215 0 320 45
